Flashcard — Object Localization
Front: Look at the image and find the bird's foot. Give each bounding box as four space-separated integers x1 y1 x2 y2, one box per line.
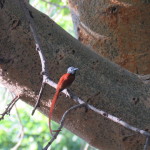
64 89 70 98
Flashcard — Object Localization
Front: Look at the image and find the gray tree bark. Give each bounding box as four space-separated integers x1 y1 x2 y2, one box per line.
0 0 150 150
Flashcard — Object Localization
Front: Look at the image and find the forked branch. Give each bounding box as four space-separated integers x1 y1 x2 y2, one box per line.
0 95 20 120
43 103 87 150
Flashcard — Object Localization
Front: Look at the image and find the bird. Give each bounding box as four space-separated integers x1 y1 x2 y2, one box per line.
49 66 78 136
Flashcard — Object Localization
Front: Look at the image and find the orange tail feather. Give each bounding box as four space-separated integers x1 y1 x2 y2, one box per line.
49 89 60 136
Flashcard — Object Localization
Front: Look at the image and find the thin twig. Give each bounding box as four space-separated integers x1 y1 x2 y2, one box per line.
43 103 86 150
20 0 48 75
45 78 150 137
19 0 49 115
32 82 46 115
0 95 20 120
84 143 90 150
144 136 150 150
19 0 47 71
11 104 24 150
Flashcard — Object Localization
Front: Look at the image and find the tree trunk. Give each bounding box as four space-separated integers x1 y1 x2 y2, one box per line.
0 0 150 150
69 0 150 74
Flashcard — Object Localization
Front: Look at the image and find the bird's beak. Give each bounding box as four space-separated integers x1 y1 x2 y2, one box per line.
74 68 79 71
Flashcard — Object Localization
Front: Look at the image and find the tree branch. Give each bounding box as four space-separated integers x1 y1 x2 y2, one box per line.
144 136 150 150
3 1 149 149
19 0 49 115
19 0 150 147
31 81 46 115
43 103 87 150
45 78 150 137
0 95 20 120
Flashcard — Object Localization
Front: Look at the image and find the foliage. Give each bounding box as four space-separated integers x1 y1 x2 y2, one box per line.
30 0 75 36
0 86 98 150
